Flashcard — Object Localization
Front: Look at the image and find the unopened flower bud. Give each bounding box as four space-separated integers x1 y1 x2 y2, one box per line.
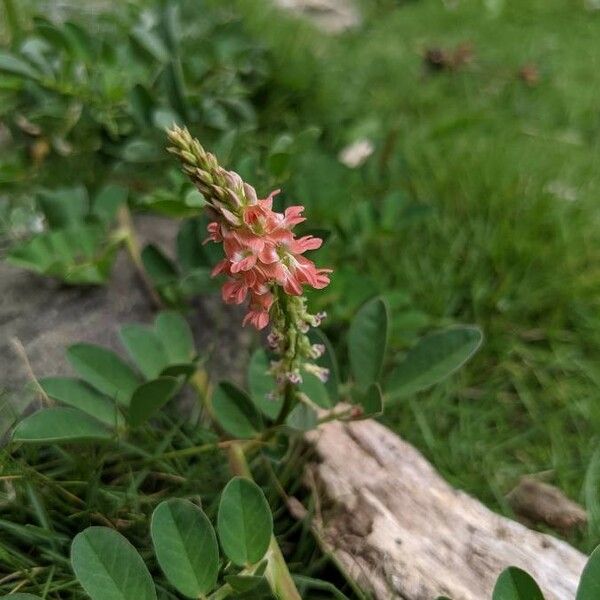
310 344 326 359
304 363 329 383
243 183 258 204
287 371 303 384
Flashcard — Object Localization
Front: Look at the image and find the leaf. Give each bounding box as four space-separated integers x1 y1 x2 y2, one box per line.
577 544 600 599
39 377 123 428
386 326 483 402
130 26 170 63
160 364 195 378
0 594 44 599
492 567 544 600
119 324 169 380
299 373 330 408
0 51 41 80
154 311 195 364
128 377 179 427
309 329 340 402
163 60 189 121
7 225 119 285
71 527 156 600
348 297 389 389
151 499 219 598
141 244 179 285
121 139 163 163
176 219 205 272
217 477 273 566
292 574 351 600
212 382 263 438
12 408 112 444
93 185 127 222
67 343 140 406
354 383 383 419
286 402 318 431
225 574 263 592
37 186 88 228
129 84 154 129
247 349 281 420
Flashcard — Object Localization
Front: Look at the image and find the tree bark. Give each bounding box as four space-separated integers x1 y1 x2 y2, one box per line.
305 418 586 600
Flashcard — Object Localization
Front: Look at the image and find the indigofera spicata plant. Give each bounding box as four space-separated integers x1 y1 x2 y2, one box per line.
5 129 487 599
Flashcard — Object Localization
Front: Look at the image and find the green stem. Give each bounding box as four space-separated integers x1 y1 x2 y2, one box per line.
2 0 20 46
227 443 302 600
273 383 295 426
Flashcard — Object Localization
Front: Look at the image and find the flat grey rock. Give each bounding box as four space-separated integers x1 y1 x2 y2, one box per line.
0 215 251 435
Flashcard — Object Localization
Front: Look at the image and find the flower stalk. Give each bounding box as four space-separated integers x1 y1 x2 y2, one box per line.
167 125 332 415
168 126 332 599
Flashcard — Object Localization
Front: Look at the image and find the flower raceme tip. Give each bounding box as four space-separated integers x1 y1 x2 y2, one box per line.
167 125 331 330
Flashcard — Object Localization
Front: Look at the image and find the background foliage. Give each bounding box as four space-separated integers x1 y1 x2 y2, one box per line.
3 0 600 595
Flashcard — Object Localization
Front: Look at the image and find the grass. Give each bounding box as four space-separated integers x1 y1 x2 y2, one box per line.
230 0 600 551
4 0 600 594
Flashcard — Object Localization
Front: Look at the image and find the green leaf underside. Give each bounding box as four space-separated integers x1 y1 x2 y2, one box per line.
217 477 273 566
7 225 118 285
128 377 179 427
492 567 545 600
247 349 281 420
120 324 169 379
141 244 178 285
67 343 140 406
151 499 219 598
348 297 388 389
40 377 123 428
286 402 318 431
71 527 156 600
212 382 262 438
225 575 266 593
577 544 600 599
309 328 340 402
12 407 112 443
154 311 195 364
299 372 331 408
386 325 483 401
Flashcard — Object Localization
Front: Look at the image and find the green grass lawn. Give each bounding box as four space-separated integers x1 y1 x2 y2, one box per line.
235 0 600 551
4 0 600 584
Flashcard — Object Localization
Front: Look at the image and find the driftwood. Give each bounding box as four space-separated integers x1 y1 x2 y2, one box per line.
305 418 587 600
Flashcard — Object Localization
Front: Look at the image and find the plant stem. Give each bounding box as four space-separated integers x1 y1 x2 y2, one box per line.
227 442 302 600
274 382 295 426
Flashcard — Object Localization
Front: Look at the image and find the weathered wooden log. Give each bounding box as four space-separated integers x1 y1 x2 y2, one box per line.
305 418 586 600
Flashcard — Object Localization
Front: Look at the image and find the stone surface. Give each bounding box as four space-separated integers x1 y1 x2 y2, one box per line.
0 215 251 436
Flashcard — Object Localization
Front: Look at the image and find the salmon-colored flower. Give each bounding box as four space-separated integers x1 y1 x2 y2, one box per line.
204 190 331 329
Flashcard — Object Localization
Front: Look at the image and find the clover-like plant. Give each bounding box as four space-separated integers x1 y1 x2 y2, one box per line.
6 129 487 599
